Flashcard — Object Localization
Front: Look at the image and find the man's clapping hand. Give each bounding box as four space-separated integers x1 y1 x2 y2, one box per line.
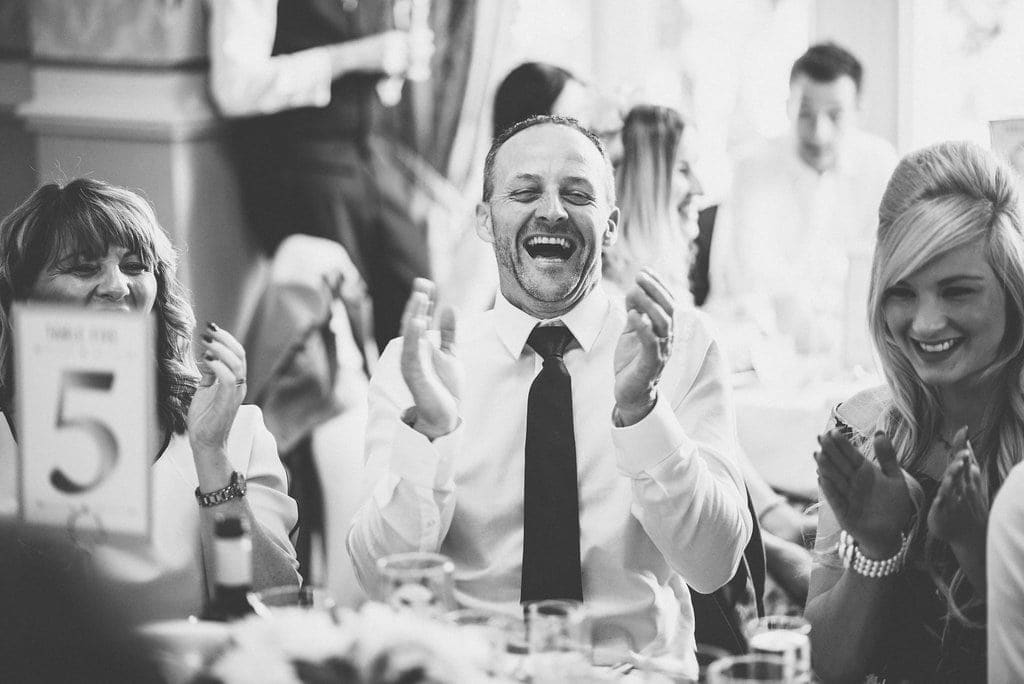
613 270 675 426
400 279 462 440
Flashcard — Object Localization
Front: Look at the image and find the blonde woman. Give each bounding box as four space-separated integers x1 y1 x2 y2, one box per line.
808 141 1024 681
604 105 701 302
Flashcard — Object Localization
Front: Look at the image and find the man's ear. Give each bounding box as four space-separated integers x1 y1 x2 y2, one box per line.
602 206 619 248
475 202 494 243
785 93 798 121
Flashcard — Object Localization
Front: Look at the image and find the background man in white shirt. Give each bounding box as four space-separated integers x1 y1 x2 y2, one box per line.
707 42 897 367
348 115 751 678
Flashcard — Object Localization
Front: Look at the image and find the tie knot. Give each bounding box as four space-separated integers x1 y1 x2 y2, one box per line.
528 325 575 360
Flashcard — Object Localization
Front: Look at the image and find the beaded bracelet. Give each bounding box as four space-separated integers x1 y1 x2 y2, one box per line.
838 529 910 578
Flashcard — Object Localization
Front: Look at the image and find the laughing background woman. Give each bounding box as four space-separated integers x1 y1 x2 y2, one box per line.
806 140 1024 682
0 178 299 623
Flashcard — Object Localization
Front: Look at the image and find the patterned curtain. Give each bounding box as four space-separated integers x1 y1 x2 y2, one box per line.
376 0 478 178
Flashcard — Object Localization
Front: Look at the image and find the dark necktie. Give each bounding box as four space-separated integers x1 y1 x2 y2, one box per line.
521 324 584 603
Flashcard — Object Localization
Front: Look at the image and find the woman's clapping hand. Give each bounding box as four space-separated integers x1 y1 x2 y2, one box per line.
815 430 915 559
188 322 247 453
928 431 988 546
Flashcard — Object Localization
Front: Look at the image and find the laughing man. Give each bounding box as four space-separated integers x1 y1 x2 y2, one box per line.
347 115 751 678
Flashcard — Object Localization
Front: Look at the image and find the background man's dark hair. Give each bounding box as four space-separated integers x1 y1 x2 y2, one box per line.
492 62 578 138
790 41 863 93
482 115 615 204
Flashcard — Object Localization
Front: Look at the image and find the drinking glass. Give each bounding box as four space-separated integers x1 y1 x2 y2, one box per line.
446 608 520 677
524 599 592 682
253 585 338 621
377 551 455 618
707 654 789 683
744 615 812 682
137 619 231 684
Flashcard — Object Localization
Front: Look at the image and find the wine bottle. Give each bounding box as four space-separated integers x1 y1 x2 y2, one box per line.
202 515 257 621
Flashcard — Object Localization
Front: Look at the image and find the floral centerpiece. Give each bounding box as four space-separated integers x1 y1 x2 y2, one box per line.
196 602 493 684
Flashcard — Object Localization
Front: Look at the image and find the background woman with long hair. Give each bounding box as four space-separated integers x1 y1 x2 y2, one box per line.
608 104 817 639
604 104 701 301
807 140 1024 681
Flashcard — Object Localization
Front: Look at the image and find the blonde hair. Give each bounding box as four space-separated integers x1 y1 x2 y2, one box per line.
606 105 694 301
868 140 1024 625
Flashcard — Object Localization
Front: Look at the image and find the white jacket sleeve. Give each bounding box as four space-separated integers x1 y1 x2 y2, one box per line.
235 405 300 568
989 464 1024 682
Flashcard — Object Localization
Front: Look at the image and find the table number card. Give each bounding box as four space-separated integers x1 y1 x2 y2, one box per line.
13 304 155 540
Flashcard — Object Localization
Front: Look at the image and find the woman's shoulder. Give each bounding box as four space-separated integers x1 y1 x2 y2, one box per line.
831 385 891 439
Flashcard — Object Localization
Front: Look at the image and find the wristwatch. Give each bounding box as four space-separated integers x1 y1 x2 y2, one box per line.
195 471 247 508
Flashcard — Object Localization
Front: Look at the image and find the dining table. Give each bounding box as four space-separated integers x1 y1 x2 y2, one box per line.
731 360 880 502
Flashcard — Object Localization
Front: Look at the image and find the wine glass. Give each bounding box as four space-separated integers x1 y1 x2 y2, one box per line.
707 654 789 683
252 585 338 622
524 599 592 683
744 615 812 682
377 551 455 618
446 608 521 677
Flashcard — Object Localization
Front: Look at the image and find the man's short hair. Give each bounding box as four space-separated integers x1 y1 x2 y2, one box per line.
790 42 863 93
482 115 616 205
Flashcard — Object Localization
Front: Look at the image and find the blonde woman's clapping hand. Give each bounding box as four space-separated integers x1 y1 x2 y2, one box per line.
815 430 915 559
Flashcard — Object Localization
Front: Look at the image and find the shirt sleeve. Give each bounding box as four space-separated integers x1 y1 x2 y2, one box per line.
207 0 334 117
988 464 1024 682
236 406 300 572
346 339 460 597
612 312 752 593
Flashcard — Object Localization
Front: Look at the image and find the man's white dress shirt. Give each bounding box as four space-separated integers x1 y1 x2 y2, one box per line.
347 285 751 675
988 461 1024 681
707 131 897 364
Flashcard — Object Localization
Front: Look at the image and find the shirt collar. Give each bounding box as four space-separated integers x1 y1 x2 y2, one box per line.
493 284 610 358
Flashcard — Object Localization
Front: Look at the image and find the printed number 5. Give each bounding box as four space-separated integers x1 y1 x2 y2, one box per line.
50 371 117 494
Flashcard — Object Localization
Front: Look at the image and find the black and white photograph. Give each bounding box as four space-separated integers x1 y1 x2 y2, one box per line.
1 1 1023 682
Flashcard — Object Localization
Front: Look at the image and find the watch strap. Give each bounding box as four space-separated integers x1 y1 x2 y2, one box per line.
195 471 247 508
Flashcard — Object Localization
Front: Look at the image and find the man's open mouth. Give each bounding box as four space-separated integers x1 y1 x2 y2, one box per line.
524 235 576 260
